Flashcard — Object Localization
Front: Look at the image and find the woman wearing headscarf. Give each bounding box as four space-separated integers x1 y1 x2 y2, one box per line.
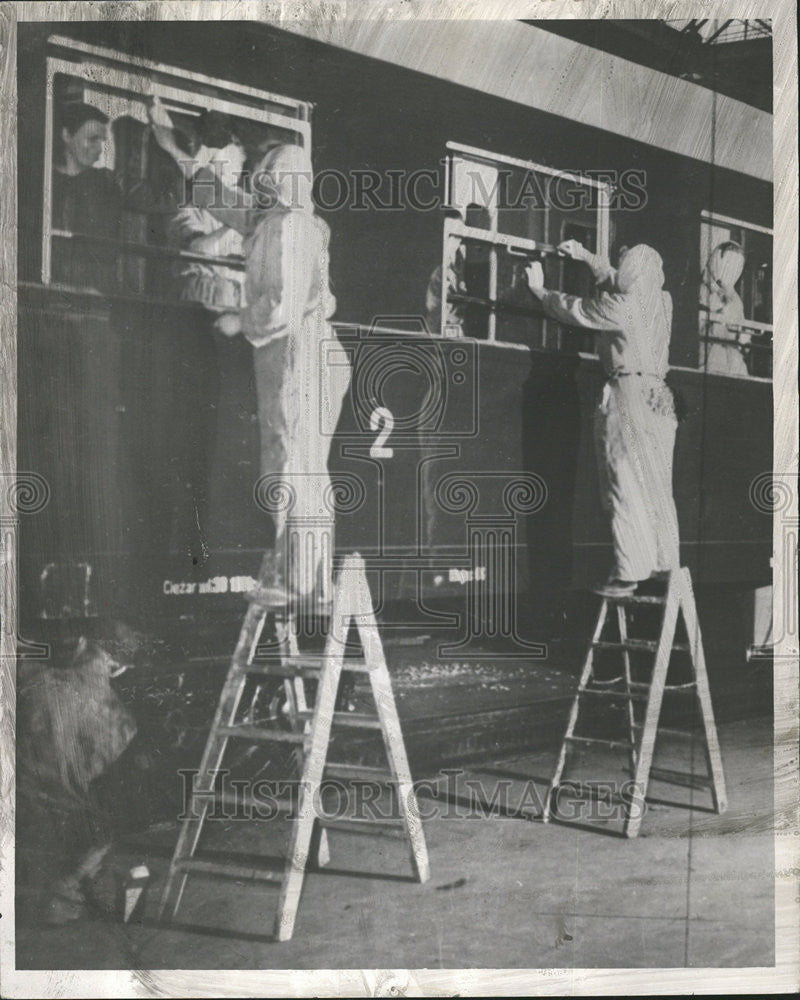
526 241 680 597
149 99 350 603
699 240 749 376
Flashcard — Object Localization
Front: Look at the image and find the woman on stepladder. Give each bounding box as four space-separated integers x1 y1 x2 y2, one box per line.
149 98 350 605
526 240 680 598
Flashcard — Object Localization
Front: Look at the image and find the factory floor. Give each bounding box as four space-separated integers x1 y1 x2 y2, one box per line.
15 714 777 975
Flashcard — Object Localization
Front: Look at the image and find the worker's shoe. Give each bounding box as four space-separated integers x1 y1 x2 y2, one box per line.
591 578 638 598
249 551 292 608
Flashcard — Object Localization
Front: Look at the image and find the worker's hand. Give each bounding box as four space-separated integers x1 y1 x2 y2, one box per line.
148 97 179 156
214 312 242 338
189 229 227 255
557 239 588 261
524 260 545 297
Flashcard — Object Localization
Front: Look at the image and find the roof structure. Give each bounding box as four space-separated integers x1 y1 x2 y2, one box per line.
528 19 772 112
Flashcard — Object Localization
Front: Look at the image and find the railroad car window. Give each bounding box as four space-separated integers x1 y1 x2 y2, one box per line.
433 141 611 353
699 211 773 378
42 36 311 301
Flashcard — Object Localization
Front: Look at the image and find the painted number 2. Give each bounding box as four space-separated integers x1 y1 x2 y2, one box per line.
369 406 395 459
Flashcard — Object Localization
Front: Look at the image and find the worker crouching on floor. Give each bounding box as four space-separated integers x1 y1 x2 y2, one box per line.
17 637 137 924
149 99 351 604
526 241 680 598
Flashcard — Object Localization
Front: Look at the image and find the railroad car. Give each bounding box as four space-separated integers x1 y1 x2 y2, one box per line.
16 22 772 645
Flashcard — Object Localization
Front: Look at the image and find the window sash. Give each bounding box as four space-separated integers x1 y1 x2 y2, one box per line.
440 143 611 348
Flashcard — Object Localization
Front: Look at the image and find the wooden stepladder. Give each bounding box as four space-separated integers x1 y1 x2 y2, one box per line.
543 568 727 838
158 553 430 941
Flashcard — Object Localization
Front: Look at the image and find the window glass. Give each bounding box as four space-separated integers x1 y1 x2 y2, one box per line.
436 144 610 351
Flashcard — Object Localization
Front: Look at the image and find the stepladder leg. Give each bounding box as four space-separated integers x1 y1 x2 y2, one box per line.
544 598 609 823
624 575 679 838
364 637 430 882
616 603 638 773
277 615 331 869
160 672 248 920
273 585 347 942
160 603 268 921
678 568 728 813
346 556 429 882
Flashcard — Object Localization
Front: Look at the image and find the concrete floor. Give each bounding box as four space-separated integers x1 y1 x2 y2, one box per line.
15 715 775 971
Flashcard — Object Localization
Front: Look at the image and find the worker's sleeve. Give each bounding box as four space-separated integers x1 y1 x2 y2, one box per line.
167 206 205 246
318 223 337 320
583 253 616 286
243 213 314 348
540 289 622 331
188 167 254 236
663 291 674 332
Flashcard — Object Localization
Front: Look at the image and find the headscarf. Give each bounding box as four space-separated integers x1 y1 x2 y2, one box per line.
606 244 671 377
700 240 746 336
253 142 314 211
615 244 665 294
704 241 745 293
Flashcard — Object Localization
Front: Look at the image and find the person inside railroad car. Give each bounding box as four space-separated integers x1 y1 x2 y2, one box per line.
148 97 351 604
525 240 680 598
699 240 750 376
425 237 467 335
51 101 122 294
425 205 491 338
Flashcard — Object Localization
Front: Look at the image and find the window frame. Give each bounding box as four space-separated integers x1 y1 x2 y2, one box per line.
439 141 612 347
699 209 773 378
42 36 313 290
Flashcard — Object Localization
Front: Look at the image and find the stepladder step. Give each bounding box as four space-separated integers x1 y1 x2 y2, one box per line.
578 686 648 702
295 709 382 729
607 593 666 606
631 723 703 739
217 723 306 744
628 679 697 693
565 734 636 750
246 655 371 677
318 816 408 837
323 762 394 781
174 856 284 884
645 766 714 791
593 638 689 654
